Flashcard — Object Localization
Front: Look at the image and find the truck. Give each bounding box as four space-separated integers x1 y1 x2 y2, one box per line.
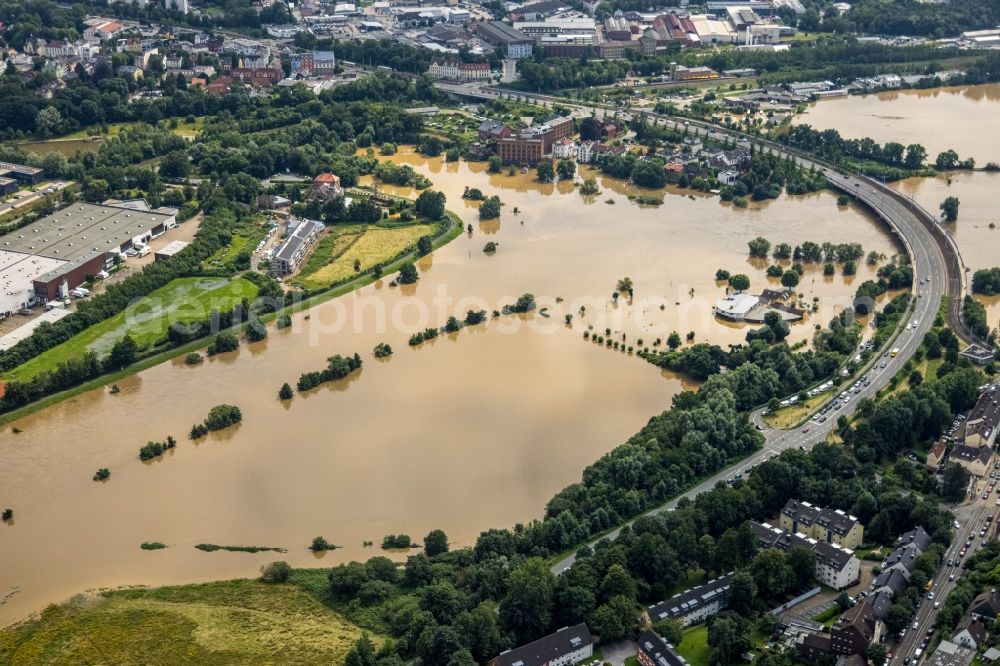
137 246 151 258
891 348 900 358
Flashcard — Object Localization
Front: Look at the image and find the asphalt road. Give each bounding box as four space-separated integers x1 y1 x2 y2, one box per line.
456 91 968 576
891 488 996 665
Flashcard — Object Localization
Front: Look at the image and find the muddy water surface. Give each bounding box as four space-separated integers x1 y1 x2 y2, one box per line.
795 84 1000 164
0 151 896 624
893 171 1000 332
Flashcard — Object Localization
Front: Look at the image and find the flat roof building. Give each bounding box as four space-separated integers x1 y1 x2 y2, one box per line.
0 161 45 184
155 240 190 261
0 202 175 308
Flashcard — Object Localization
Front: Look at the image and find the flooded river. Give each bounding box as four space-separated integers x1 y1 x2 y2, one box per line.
893 171 1000 332
795 84 1000 164
0 150 897 625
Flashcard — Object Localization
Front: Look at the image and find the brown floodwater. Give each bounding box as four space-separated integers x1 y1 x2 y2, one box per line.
893 171 1000 332
0 150 898 625
794 84 1000 164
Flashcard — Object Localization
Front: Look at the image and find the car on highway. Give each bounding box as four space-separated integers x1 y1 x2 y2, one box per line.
912 622 919 630
950 574 955 581
802 427 810 433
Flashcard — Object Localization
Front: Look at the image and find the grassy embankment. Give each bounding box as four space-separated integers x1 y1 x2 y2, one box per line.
0 578 374 664
4 276 258 383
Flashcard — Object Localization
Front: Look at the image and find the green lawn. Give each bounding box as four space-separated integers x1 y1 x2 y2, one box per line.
675 625 710 666
5 277 258 382
202 218 268 271
0 578 372 664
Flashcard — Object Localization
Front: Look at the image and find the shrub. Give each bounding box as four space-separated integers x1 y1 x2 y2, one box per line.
276 314 292 329
397 262 418 284
444 316 462 333
297 353 363 390
185 352 203 365
207 332 239 356
189 423 208 439
278 383 294 400
506 293 536 313
245 317 268 342
260 561 292 582
310 536 337 551
93 468 110 481
1 509 12 521
203 405 242 431
483 241 498 253
465 310 487 325
373 343 393 358
381 534 413 549
140 542 167 550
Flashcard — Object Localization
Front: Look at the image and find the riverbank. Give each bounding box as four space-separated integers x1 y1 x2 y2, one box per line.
0 576 373 663
0 211 461 427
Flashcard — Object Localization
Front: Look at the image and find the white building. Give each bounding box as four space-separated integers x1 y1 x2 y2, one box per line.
714 292 759 321
270 219 325 277
552 138 576 159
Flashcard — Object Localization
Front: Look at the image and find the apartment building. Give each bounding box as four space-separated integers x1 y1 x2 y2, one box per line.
779 499 864 549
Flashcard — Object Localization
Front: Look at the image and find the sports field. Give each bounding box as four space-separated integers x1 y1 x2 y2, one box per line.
5 277 258 383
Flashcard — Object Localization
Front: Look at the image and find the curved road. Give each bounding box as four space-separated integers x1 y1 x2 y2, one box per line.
436 83 973 576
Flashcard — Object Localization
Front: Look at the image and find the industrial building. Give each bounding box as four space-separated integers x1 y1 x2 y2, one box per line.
474 20 535 58
0 201 176 313
0 161 45 184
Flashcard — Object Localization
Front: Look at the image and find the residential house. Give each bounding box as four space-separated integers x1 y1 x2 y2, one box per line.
926 439 948 471
952 618 986 650
748 521 860 590
951 444 994 477
830 601 882 656
779 500 865 550
636 630 687 666
478 119 512 141
718 170 740 185
490 624 593 666
552 138 576 159
965 385 1000 448
117 65 143 81
310 172 343 201
970 590 1000 622
646 572 734 627
577 141 625 164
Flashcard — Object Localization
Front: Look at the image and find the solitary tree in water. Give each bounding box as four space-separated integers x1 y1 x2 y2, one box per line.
278 383 293 400
940 196 960 222
397 262 418 284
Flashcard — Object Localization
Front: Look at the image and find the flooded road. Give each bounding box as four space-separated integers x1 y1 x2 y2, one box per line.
893 171 1000 332
0 151 896 625
795 84 1000 164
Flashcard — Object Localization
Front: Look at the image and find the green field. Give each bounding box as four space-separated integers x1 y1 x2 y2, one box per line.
292 222 437 291
202 218 269 271
5 277 258 383
675 625 710 666
0 578 371 664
